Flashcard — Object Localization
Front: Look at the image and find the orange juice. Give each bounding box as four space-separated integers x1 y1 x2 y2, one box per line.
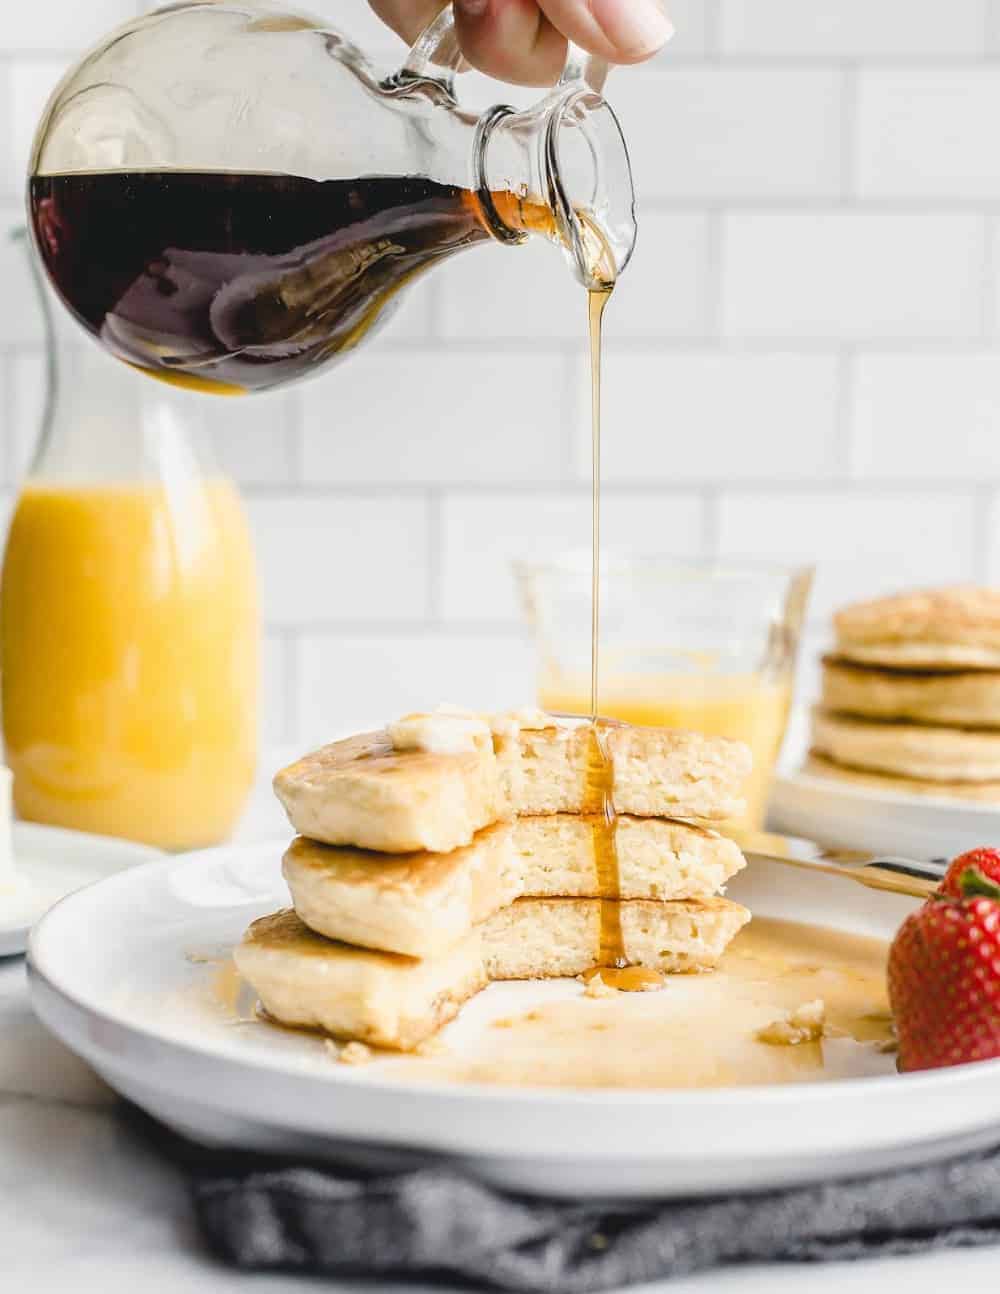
0 480 258 849
540 674 793 829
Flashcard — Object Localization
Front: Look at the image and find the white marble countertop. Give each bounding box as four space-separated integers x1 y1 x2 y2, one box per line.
3 760 1000 1293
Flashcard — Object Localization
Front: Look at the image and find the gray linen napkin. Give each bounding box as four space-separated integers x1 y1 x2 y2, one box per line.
127 1106 1000 1290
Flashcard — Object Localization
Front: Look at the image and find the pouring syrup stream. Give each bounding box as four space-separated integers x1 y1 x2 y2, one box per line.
581 278 665 994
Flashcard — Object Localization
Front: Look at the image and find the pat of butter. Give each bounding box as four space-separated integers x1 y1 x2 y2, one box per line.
490 707 562 739
389 712 492 756
506 707 556 730
0 767 15 895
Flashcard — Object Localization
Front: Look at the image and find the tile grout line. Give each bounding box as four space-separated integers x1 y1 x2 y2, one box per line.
836 348 859 480
563 349 582 482
213 335 1000 357
425 488 443 623
839 62 859 201
981 212 997 340
281 392 303 484
703 208 725 337
973 486 994 583
281 630 300 746
701 0 722 60
238 479 1000 499
701 490 721 559
1 349 15 487
423 275 443 342
280 619 531 636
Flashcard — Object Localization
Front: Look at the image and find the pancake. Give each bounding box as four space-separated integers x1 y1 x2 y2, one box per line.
283 816 746 957
821 657 1000 728
273 729 506 856
811 708 1000 783
235 898 752 1051
834 587 1000 671
275 716 752 854
804 753 1000 803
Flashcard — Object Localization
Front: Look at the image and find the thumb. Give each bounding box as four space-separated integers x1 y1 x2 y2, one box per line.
538 0 674 64
591 0 673 61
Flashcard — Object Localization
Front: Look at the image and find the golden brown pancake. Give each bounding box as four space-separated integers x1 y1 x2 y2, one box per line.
812 708 1000 783
822 656 1000 728
283 816 746 957
275 719 752 854
834 586 1000 671
236 899 751 1051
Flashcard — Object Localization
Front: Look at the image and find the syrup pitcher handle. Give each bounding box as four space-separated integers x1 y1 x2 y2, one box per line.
560 43 610 94
398 5 611 94
397 6 470 95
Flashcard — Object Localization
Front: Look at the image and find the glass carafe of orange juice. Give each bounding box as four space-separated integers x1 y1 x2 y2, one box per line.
0 237 259 849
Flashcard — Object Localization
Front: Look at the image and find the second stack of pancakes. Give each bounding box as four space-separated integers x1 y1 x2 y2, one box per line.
237 709 753 1050
811 587 1000 802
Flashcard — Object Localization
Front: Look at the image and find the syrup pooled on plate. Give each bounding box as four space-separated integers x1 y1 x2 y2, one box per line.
393 917 895 1089
194 917 895 1090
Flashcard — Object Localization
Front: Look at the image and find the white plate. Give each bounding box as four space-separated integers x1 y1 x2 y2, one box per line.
0 824 161 957
770 766 1000 862
27 839 1000 1199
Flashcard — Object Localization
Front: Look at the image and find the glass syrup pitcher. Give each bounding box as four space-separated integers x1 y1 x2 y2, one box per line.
27 1 637 396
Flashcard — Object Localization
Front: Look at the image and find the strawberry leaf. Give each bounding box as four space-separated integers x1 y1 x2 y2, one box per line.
959 867 1000 901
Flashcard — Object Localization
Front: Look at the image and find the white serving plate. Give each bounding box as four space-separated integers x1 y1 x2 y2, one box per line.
27 838 1000 1199
770 766 1000 862
0 824 161 957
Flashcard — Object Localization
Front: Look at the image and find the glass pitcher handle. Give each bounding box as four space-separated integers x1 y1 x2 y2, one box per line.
398 6 470 89
400 5 611 93
560 44 610 94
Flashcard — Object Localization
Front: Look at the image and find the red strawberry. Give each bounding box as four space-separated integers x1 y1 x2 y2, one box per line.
940 847 1000 898
889 868 1000 1072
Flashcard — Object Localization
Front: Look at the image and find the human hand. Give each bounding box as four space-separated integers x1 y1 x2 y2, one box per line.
369 0 672 87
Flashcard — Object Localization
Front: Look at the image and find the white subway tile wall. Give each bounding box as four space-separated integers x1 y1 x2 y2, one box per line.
296 631 535 745
440 490 707 622
717 490 981 620
722 212 987 340
582 351 842 480
857 70 1000 200
720 1 990 58
615 65 846 201
4 0 1000 745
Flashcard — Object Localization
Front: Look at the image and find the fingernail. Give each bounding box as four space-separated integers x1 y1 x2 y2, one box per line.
594 0 673 57
455 0 489 17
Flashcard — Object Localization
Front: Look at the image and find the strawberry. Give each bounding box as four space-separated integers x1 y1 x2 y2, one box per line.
888 868 1000 1072
940 847 1000 898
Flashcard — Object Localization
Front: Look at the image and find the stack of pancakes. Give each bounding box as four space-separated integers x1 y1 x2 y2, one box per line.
810 587 1000 801
235 710 754 1051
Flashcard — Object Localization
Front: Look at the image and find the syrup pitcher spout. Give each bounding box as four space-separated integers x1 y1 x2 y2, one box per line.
407 5 638 289
475 86 638 289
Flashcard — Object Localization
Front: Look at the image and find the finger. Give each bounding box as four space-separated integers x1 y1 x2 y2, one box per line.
538 0 673 63
454 0 569 87
368 0 449 46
